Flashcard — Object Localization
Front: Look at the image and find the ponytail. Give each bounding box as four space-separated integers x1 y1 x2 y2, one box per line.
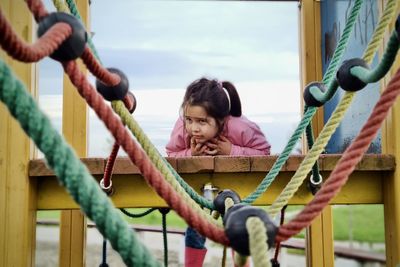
221 81 242 117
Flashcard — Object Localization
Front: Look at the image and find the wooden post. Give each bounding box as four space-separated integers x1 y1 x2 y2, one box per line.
381 1 400 265
0 1 38 266
299 1 335 266
58 1 90 266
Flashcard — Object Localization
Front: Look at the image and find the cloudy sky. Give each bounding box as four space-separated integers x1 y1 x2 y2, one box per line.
39 0 301 156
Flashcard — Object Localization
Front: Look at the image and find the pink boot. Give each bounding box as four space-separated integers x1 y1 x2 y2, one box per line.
185 247 207 267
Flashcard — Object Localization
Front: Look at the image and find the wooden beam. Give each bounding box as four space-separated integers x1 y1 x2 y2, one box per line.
29 154 394 209
299 0 334 266
58 1 89 267
381 1 400 265
0 1 37 267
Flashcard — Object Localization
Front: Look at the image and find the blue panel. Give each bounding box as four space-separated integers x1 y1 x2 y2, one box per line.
320 0 381 153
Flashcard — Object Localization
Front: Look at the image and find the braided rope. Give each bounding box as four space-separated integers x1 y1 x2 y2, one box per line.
242 0 363 204
0 9 72 62
268 0 398 217
21 0 229 245
0 60 161 267
247 217 270 267
277 66 400 242
112 101 222 227
52 0 69 13
112 101 214 208
61 59 228 243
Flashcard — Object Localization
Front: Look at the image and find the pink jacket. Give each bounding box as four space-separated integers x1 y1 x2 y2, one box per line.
166 116 271 157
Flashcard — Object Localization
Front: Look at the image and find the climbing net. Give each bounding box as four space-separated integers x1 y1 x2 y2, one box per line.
0 0 399 266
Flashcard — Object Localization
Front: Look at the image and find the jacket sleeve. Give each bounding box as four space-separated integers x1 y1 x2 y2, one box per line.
230 124 271 156
165 118 192 157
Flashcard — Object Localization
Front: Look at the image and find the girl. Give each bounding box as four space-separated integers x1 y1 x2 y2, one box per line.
166 77 271 157
166 77 271 267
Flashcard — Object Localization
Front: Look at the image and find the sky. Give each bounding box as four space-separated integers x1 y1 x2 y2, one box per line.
38 0 301 156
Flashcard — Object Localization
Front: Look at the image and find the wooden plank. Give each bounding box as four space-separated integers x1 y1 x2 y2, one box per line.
28 154 396 176
0 1 37 267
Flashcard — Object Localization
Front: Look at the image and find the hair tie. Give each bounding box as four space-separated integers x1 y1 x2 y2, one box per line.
218 81 231 111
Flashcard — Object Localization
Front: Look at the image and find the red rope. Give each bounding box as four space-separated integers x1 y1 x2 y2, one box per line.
277 68 400 242
26 0 48 21
102 142 120 188
0 9 72 62
62 60 229 245
16 0 230 246
102 95 135 189
80 47 120 87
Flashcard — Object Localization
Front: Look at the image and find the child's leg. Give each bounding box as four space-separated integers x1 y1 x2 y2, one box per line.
185 227 207 267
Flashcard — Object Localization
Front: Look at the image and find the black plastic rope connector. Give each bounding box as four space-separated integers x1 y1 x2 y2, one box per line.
224 206 278 256
303 82 327 107
213 189 241 216
396 15 400 41
96 68 129 101
126 91 137 114
37 12 87 61
223 203 247 225
336 58 369 91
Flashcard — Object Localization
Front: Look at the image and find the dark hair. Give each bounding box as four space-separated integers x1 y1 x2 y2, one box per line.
181 77 242 132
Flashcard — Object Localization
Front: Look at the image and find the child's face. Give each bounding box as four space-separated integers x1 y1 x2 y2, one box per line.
184 105 219 144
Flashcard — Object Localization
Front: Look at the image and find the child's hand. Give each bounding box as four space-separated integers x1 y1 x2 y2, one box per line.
205 135 231 155
190 137 208 156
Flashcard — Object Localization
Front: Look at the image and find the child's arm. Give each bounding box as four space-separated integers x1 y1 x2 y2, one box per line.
230 126 271 156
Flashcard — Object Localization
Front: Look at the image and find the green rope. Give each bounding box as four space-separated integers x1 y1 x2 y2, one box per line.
351 31 400 83
0 60 161 267
242 0 363 204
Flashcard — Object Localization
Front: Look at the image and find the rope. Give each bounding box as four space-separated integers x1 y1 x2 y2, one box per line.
159 208 170 267
102 142 120 188
272 206 287 265
247 217 271 267
112 101 214 209
277 66 400 242
268 0 398 217
52 0 69 13
32 1 227 245
0 59 161 267
0 9 72 62
111 101 221 226
242 0 363 204
99 239 109 267
120 208 158 218
351 31 400 83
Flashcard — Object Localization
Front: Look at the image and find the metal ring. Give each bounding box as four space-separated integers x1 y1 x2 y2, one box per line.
100 178 113 191
310 174 323 185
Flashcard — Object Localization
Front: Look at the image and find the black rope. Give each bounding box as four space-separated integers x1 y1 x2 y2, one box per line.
119 207 157 218
159 208 170 267
98 238 109 267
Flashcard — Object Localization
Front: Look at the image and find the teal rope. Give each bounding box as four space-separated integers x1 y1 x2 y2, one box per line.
65 0 102 63
351 31 400 83
242 0 362 204
0 60 161 267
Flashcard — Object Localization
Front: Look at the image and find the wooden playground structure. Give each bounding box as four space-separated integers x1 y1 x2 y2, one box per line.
1 0 400 266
